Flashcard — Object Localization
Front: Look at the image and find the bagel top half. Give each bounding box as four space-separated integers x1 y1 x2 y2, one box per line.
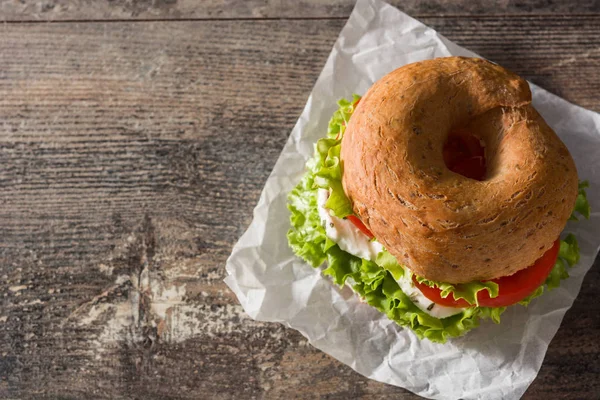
341 57 578 284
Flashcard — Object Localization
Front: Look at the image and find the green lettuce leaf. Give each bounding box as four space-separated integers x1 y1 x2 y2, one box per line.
321 247 506 342
313 138 354 217
548 234 580 290
518 285 544 306
413 276 499 307
520 233 581 303
570 180 591 220
545 259 569 291
287 171 327 268
374 250 406 280
287 96 360 266
326 95 361 140
559 233 580 267
311 96 360 218
322 245 362 286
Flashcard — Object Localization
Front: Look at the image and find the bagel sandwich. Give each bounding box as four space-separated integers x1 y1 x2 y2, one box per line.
287 57 590 342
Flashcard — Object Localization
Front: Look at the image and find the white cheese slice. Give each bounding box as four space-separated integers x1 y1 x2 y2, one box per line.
317 189 384 262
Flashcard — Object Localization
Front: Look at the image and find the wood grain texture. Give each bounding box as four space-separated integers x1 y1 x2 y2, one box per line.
1 0 600 21
0 12 598 400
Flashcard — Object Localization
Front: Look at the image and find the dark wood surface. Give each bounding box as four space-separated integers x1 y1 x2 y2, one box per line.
0 1 598 399
2 0 600 20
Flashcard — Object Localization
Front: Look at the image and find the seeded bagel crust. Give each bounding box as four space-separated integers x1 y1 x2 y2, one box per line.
341 57 578 284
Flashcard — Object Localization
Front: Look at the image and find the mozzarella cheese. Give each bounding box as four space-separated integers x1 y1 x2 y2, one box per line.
317 188 465 319
317 189 383 262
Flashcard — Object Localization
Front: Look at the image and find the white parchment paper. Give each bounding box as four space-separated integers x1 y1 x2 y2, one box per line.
224 0 600 398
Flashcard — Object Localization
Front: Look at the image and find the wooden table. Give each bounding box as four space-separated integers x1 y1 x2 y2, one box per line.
0 1 598 398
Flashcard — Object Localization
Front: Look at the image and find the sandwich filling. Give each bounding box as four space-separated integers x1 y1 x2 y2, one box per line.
287 96 590 343
317 187 465 319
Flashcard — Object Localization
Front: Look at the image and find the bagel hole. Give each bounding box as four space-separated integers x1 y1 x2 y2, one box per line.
443 130 486 181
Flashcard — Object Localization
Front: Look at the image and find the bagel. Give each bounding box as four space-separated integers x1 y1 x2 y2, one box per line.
287 56 589 340
341 57 579 283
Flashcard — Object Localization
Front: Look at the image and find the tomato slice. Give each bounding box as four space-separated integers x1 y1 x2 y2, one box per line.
412 239 561 308
346 215 374 240
455 130 484 158
443 132 486 181
450 156 486 181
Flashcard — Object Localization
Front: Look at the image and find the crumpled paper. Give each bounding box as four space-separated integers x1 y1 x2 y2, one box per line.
224 0 600 398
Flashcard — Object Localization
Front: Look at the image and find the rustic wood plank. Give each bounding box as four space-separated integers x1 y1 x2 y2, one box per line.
0 16 598 399
1 0 600 21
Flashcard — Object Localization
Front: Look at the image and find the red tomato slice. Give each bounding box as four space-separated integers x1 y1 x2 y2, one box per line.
450 156 486 181
442 136 469 168
412 239 561 308
443 132 486 181
346 215 374 240
453 129 484 158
